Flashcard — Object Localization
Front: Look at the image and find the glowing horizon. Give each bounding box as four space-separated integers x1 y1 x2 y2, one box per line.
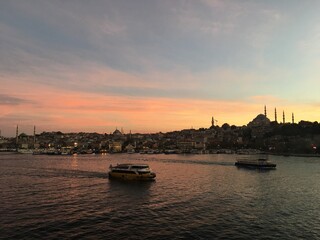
1 1 320 137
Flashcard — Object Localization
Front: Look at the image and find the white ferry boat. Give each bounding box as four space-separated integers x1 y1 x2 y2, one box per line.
108 163 156 180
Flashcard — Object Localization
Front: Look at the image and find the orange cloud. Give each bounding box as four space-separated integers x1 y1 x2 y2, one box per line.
1 66 319 137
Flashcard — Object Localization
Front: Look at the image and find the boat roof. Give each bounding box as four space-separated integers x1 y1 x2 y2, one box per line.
114 163 149 167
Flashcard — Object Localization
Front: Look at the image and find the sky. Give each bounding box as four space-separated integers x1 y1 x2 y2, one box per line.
1 0 320 137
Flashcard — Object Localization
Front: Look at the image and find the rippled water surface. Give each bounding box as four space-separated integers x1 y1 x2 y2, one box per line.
1 153 320 239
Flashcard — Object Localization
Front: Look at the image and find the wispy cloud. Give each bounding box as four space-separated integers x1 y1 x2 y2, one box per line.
0 94 31 105
1 0 320 136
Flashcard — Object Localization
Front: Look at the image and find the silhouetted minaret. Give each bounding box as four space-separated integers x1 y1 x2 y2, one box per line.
211 116 214 127
283 111 285 124
264 105 267 117
33 126 36 144
292 113 294 124
275 108 277 122
16 125 19 144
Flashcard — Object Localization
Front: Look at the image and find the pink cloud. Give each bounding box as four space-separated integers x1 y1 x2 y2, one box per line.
1 64 318 136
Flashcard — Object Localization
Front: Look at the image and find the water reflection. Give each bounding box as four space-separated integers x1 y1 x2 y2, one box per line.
107 178 154 200
2 154 320 239
70 155 78 169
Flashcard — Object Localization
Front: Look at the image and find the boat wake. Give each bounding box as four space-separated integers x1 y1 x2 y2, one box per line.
19 167 108 179
135 157 235 167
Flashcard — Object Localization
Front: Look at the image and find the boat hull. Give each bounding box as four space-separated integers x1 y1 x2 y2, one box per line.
108 171 156 181
235 162 276 169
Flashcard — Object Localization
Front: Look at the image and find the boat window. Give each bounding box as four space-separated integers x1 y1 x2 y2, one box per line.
112 170 136 174
132 165 149 169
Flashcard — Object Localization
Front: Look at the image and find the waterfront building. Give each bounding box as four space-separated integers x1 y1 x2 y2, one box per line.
125 144 135 153
177 140 195 151
109 141 123 153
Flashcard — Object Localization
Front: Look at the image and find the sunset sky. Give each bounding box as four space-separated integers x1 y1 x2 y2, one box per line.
1 0 320 137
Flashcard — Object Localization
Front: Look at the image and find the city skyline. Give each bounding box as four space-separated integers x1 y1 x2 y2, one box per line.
1 1 320 137
1 107 307 138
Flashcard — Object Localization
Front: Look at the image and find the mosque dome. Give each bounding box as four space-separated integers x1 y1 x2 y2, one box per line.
248 114 270 127
113 129 122 136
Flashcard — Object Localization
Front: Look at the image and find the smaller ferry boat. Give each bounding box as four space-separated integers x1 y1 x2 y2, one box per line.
108 163 156 180
235 155 276 169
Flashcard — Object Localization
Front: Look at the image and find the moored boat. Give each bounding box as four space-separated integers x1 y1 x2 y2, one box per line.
17 149 34 154
108 163 156 180
235 155 276 169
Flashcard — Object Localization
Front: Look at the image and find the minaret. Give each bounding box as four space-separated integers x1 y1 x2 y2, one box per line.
292 113 294 124
16 125 19 145
33 126 36 145
275 108 277 122
283 111 285 124
264 105 267 117
211 116 214 127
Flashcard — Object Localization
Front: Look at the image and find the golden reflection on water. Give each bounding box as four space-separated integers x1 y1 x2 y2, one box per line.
70 155 79 169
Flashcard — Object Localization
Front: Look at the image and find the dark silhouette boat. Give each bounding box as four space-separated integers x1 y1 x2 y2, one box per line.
235 155 276 169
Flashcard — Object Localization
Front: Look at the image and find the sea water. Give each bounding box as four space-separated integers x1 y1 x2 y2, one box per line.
1 153 320 239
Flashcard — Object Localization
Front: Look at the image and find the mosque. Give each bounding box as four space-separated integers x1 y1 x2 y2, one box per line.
263 105 295 124
209 105 296 138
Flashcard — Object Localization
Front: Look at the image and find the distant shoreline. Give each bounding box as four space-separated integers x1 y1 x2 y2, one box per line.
1 150 319 158
269 153 320 158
